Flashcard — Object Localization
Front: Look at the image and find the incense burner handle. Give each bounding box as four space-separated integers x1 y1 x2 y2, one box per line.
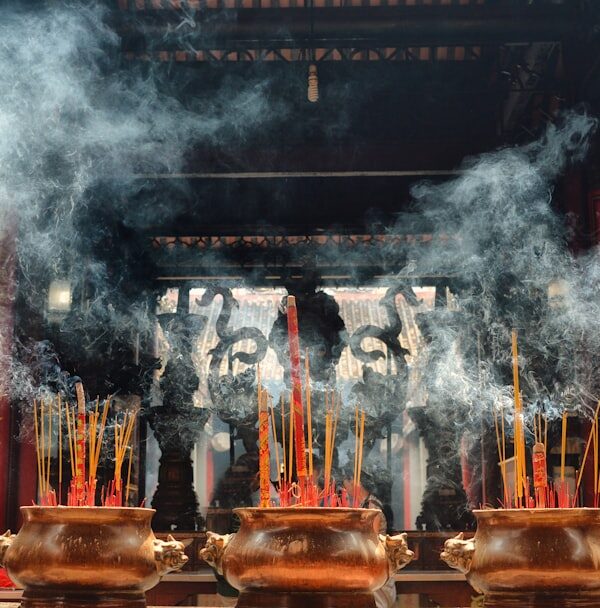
440 533 476 574
0 530 13 568
199 532 234 576
153 535 189 576
381 533 415 575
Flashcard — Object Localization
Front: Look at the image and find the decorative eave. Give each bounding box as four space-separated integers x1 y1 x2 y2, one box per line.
151 233 440 250
149 233 457 286
124 45 483 63
114 3 582 60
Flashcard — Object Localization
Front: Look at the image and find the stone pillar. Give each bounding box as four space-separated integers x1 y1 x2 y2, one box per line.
0 224 15 530
150 289 209 531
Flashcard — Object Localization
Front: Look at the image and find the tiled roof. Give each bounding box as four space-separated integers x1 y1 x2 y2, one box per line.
120 0 484 10
119 1 486 64
158 287 435 396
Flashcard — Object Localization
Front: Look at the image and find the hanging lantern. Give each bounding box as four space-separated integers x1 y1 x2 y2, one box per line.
307 64 319 103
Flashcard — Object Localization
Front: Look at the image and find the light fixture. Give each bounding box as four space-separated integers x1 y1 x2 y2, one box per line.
47 279 72 313
211 432 231 453
306 0 319 103
308 64 319 103
548 278 568 308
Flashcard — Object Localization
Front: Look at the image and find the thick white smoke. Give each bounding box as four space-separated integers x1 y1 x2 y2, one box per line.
0 2 274 400
404 111 599 424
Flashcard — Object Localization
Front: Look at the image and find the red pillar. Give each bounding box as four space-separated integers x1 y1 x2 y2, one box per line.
15 414 37 524
0 221 36 530
562 168 585 252
576 177 600 506
588 186 600 246
0 225 16 530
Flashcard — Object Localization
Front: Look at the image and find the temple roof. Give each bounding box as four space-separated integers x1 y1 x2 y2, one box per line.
158 286 435 394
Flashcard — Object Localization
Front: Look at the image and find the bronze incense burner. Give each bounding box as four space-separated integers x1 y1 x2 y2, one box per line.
0 506 188 608
200 507 414 608
441 508 600 608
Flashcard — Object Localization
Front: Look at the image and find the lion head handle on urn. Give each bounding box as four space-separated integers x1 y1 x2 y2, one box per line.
199 532 234 576
440 533 476 575
153 534 189 576
0 530 13 568
381 532 415 575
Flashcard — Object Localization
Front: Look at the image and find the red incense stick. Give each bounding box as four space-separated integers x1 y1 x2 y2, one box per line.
286 296 307 481
75 382 86 505
258 369 271 508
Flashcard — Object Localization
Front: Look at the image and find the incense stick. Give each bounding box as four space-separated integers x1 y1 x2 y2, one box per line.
269 397 281 483
65 403 76 478
40 401 46 497
561 410 568 483
500 406 508 505
288 396 294 484
125 446 133 505
357 409 365 492
353 406 359 506
511 330 525 502
324 391 341 499
573 401 600 500
286 296 307 480
258 367 271 508
58 395 62 500
305 352 313 478
75 382 86 504
331 393 341 475
594 415 598 497
33 400 43 499
93 397 110 481
46 400 52 497
281 395 287 482
324 391 332 502
493 407 508 505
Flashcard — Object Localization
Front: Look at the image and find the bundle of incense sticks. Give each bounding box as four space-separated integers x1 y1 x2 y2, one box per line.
258 368 365 507
323 390 342 507
532 412 547 508
33 385 139 507
572 400 600 508
511 330 526 507
492 330 600 509
108 410 137 506
275 295 360 507
33 397 59 506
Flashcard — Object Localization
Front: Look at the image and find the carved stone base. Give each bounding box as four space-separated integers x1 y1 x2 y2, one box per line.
485 592 600 608
151 447 201 531
237 591 376 608
20 590 147 608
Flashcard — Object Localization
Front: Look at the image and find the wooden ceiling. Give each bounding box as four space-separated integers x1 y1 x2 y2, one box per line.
103 0 600 238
